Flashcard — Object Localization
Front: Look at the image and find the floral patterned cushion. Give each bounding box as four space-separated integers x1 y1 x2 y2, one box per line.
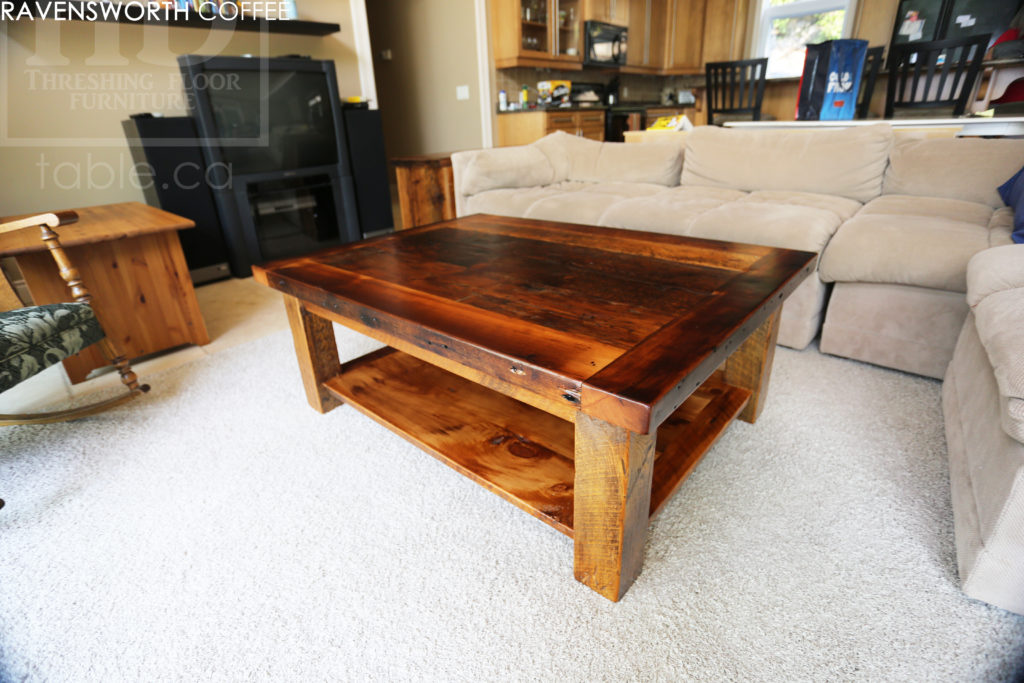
0 303 105 393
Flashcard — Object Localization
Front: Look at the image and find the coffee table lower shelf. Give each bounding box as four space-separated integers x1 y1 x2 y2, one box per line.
323 347 751 538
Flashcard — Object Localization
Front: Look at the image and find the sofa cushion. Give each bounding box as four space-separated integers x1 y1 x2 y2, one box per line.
455 145 555 197
575 181 668 197
737 190 862 221
680 123 892 203
592 142 683 186
883 137 1024 210
532 131 597 183
522 191 623 225
856 194 994 226
597 186 746 236
465 186 573 217
967 245 1024 442
819 195 998 291
687 200 845 254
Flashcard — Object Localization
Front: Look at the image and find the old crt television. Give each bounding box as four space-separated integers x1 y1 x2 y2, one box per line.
177 55 360 275
178 54 349 176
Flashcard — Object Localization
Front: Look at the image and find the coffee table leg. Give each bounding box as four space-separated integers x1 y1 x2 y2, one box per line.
284 295 342 414
722 308 781 424
573 412 656 601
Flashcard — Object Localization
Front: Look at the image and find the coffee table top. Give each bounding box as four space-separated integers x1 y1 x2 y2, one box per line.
253 214 815 433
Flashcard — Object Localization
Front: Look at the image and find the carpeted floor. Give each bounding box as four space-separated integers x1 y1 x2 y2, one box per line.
1 326 1023 681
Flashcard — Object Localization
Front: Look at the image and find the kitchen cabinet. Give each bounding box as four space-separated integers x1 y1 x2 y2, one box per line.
497 110 606 147
701 0 750 64
584 0 629 24
625 0 666 72
491 0 585 69
661 0 706 74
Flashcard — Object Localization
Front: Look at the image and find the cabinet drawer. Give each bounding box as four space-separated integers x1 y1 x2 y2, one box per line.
546 115 578 133
577 112 606 126
579 124 605 141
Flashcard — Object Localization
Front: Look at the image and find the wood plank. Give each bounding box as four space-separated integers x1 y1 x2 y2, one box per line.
301 299 578 422
324 348 578 535
453 214 768 271
284 295 342 413
573 412 655 602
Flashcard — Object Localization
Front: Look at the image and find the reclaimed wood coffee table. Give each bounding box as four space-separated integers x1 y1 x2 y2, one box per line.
253 214 815 601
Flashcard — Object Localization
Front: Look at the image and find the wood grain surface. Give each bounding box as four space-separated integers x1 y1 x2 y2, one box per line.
0 202 193 256
254 214 815 434
392 154 456 230
573 412 655 601
284 295 342 413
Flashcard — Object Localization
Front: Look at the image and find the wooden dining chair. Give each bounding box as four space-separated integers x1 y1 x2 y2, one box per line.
885 34 991 118
856 46 884 119
0 211 150 427
705 58 769 126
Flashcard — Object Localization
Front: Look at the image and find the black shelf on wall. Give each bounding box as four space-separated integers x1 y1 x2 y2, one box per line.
8 0 340 36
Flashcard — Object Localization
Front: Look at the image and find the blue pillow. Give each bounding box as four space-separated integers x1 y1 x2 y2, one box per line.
998 166 1024 244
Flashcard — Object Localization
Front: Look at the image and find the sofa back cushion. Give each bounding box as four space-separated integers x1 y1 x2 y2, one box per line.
883 138 1024 209
680 123 893 203
532 131 682 186
455 145 555 197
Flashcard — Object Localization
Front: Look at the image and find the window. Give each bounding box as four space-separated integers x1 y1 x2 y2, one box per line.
754 0 859 78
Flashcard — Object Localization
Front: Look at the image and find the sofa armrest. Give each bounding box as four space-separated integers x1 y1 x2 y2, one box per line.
451 145 556 217
966 244 1024 307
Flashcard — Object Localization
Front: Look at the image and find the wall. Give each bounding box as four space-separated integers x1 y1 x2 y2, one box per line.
366 0 486 158
0 1 365 216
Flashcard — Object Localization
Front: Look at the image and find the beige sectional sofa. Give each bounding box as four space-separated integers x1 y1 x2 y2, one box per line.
944 245 1024 615
819 137 1024 379
452 127 1023 371
451 125 1024 614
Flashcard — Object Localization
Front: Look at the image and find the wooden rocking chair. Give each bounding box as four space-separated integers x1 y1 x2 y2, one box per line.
0 210 150 428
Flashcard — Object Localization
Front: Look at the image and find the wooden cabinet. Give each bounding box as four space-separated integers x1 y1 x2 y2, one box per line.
661 0 706 74
625 0 666 71
492 0 585 69
497 110 606 147
701 0 750 64
392 154 456 230
0 202 210 384
584 0 629 24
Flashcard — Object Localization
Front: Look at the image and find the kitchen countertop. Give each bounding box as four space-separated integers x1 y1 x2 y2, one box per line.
497 105 607 114
498 102 696 114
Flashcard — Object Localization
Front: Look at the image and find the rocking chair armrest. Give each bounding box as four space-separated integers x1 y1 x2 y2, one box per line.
0 210 78 237
0 211 85 302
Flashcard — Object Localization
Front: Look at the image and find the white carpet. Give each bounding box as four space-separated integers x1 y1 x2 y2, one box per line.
1 327 1023 682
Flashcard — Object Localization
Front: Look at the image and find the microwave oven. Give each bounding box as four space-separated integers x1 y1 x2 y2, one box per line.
584 21 627 68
